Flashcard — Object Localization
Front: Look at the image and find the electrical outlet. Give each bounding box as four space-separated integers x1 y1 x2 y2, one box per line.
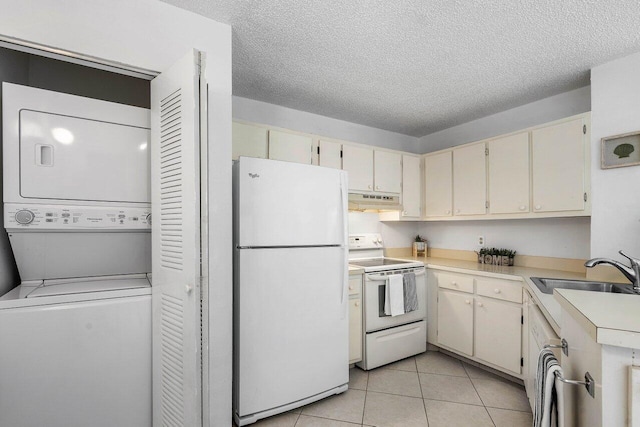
478 236 485 246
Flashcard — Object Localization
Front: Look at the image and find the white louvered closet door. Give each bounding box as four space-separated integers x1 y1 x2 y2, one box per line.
151 49 205 427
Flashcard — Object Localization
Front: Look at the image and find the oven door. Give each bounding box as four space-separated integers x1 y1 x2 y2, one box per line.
364 267 426 332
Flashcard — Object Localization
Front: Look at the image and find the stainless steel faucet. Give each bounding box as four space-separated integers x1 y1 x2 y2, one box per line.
584 251 640 293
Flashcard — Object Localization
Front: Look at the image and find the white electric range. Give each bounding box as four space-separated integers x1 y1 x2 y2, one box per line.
348 234 427 370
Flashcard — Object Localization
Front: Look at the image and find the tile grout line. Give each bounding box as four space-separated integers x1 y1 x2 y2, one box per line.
293 409 302 426
416 360 432 427
466 368 497 427
361 370 369 425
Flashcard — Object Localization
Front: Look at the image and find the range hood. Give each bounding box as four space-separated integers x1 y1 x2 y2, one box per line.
348 193 403 212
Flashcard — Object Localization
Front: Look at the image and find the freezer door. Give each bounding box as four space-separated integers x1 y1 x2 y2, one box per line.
236 247 348 417
235 157 347 247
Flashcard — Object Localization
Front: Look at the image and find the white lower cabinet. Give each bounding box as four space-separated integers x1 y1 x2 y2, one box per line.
437 289 474 356
559 304 634 427
348 273 363 364
474 296 522 373
432 269 523 376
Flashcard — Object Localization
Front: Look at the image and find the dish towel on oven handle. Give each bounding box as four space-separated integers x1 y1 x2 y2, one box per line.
403 272 418 313
384 274 405 317
534 348 565 427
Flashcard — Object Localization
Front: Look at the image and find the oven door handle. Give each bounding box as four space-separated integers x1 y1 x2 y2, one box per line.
367 269 425 281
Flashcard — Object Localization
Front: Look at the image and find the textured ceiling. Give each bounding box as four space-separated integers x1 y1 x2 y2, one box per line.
161 0 640 137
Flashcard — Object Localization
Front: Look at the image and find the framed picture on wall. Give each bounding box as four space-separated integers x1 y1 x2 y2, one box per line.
601 131 640 169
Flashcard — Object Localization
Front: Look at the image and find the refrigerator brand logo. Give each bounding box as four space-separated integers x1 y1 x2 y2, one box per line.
248 173 260 179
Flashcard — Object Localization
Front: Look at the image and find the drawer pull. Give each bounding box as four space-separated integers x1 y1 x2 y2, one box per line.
464 299 471 305
349 286 354 290
355 302 360 307
451 281 457 286
478 302 484 307
494 289 501 294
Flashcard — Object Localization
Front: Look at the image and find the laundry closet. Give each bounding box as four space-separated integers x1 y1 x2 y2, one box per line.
0 46 153 426
0 45 209 427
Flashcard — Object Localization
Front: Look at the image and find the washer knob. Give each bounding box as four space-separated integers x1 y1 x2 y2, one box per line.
15 210 35 225
145 213 152 226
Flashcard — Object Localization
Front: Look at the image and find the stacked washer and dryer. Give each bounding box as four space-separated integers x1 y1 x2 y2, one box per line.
0 83 153 427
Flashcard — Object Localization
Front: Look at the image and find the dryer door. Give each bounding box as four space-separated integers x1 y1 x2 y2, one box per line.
19 109 150 203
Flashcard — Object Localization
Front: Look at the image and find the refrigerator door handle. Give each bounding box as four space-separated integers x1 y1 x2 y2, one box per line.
340 172 348 313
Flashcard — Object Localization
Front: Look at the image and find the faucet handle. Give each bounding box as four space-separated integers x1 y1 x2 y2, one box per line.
619 251 640 267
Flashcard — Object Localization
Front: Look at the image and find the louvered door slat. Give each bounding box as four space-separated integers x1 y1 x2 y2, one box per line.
151 50 204 427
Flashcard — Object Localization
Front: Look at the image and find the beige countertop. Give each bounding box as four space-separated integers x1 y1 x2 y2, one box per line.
362 254 640 349
555 289 640 348
348 266 364 274
388 255 588 335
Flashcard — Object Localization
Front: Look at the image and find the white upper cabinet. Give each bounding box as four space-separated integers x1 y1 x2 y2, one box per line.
532 118 586 213
232 122 268 160
488 132 530 214
268 130 313 164
342 145 374 192
401 155 421 218
318 140 342 169
424 151 453 217
453 143 487 215
374 150 401 193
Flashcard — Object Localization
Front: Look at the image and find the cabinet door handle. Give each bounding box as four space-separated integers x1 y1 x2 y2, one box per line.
455 209 460 214
349 286 354 290
451 281 457 287
376 185 380 190
519 205 527 211
494 289 501 294
535 205 541 210
464 299 471 305
368 185 372 189
446 210 451 215
478 302 483 307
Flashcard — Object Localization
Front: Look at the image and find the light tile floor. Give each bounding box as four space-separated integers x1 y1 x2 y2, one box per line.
243 351 532 427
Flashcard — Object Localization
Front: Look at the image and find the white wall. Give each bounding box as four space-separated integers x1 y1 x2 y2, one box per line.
349 213 419 248
419 218 591 259
0 1 233 425
419 86 591 153
234 96 420 153
590 52 640 263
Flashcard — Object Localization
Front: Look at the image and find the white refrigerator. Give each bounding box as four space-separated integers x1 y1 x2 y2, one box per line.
233 157 349 426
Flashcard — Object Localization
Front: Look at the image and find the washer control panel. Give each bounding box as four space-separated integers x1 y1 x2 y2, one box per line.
5 204 151 230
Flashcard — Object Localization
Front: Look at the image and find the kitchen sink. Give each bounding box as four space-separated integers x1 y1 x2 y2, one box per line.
530 277 636 295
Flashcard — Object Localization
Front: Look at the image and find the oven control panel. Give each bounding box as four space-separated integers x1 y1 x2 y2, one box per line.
349 233 384 250
5 203 151 230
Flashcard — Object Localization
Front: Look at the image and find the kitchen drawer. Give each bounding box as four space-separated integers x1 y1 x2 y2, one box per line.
476 277 522 303
363 320 426 370
348 275 362 295
436 271 474 294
